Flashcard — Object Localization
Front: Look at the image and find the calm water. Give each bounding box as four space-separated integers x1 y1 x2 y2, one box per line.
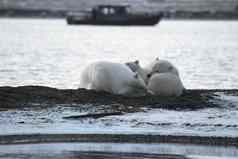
0 19 238 89
0 19 238 158
1 143 238 159
0 19 238 137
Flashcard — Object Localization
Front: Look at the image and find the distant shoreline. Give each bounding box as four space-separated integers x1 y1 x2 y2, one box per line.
1 9 238 20
1 17 238 21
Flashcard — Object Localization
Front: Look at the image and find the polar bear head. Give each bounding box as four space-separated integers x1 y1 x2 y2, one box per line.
125 60 140 72
147 58 179 77
125 60 150 84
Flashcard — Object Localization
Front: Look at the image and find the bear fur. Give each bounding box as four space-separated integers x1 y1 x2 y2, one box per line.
126 58 185 97
147 72 184 96
146 58 179 76
125 60 150 84
146 58 184 96
80 61 147 97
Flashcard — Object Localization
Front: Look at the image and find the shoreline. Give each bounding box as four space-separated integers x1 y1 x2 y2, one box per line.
1 85 238 110
0 133 237 146
1 86 238 147
1 9 238 20
1 16 238 21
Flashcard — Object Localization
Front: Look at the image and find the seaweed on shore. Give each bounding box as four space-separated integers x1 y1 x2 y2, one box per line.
0 86 237 111
62 112 124 119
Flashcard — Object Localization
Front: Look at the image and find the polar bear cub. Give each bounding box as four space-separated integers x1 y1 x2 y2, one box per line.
80 61 147 97
125 60 150 84
146 58 179 76
126 58 184 96
146 58 184 96
147 73 184 96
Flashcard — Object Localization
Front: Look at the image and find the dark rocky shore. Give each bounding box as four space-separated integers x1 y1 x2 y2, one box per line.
0 151 190 159
1 86 238 111
0 133 238 147
1 86 238 150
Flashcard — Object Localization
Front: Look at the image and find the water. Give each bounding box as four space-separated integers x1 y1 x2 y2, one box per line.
0 19 238 89
0 19 238 136
0 18 238 158
0 93 238 136
0 142 238 159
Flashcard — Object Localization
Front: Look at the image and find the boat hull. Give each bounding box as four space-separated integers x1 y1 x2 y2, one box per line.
66 15 162 26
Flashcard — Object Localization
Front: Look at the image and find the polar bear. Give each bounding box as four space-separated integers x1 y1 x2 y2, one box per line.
125 58 180 83
125 60 150 84
147 72 184 96
146 58 179 76
146 58 185 96
126 58 185 96
80 61 147 97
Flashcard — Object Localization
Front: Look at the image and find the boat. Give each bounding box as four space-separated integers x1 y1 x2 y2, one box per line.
66 5 162 26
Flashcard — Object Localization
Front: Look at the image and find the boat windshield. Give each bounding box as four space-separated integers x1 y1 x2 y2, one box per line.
101 7 116 15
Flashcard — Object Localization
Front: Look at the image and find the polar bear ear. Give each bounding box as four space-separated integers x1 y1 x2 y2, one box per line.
156 57 159 61
134 73 138 79
135 60 139 65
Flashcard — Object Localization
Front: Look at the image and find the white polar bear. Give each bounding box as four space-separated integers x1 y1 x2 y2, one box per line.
125 60 150 84
146 58 185 96
147 73 184 96
125 58 180 83
79 61 147 97
146 58 179 76
126 58 185 96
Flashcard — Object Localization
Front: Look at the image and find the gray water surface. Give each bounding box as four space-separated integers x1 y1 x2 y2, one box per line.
0 20 238 159
0 19 238 89
0 142 238 159
0 19 238 137
0 93 238 136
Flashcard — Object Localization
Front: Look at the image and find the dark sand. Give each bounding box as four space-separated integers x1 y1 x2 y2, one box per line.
1 86 237 111
0 134 238 147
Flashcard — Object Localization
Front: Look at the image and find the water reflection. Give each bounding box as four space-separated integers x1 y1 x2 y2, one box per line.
0 143 237 159
0 19 238 89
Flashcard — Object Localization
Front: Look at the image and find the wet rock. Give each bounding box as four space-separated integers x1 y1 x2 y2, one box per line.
16 121 25 124
207 116 215 119
214 124 223 127
0 108 8 111
63 112 123 120
183 123 210 127
208 115 224 119
1 134 238 146
184 123 191 127
226 124 237 128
